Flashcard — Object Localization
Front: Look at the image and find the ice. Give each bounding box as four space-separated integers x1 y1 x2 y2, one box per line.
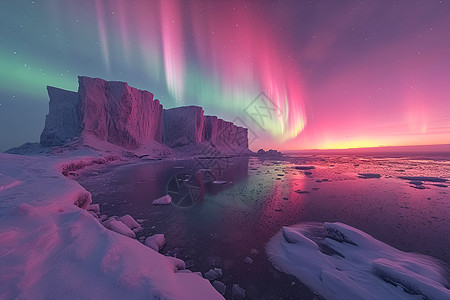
212 180 229 184
281 226 318 248
212 280 226 295
398 176 448 183
117 214 140 229
104 218 136 238
145 234 166 251
39 76 249 157
250 248 259 255
0 153 223 300
266 222 450 300
86 203 100 214
243 256 253 264
204 268 223 281
78 76 164 149
152 195 172 205
231 284 246 299
294 165 316 170
358 173 381 178
0 173 22 192
163 107 249 154
40 86 81 147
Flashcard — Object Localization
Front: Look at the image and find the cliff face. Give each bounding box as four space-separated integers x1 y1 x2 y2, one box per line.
163 107 249 153
40 76 248 154
79 77 163 149
202 115 248 153
40 86 81 147
163 106 204 147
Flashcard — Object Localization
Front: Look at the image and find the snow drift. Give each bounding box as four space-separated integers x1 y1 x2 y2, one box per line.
0 152 223 300
266 222 450 300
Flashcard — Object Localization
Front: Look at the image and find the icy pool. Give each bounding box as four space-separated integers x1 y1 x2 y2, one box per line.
77 153 450 299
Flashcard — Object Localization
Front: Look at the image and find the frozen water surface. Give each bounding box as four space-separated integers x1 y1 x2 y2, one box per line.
77 153 450 299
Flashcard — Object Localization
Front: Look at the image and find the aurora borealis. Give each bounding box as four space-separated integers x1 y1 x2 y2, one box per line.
1 1 450 151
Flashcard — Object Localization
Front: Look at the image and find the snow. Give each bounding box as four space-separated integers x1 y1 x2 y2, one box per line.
266 222 450 300
87 203 100 214
104 218 136 238
0 152 223 300
117 214 140 229
145 234 166 251
212 180 229 184
0 173 22 192
152 194 172 205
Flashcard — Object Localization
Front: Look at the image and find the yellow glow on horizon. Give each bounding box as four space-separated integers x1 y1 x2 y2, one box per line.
319 139 382 150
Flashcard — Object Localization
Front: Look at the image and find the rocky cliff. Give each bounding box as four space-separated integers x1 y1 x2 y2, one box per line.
163 106 204 147
40 86 81 147
79 77 163 149
40 76 249 155
163 107 248 154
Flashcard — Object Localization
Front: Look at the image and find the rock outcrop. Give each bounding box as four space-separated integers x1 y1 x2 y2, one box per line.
79 77 163 149
40 86 81 147
202 115 248 153
40 76 249 155
163 107 248 153
163 106 204 147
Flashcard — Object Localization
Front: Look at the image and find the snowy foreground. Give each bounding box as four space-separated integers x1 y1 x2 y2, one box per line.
0 152 223 300
266 222 450 300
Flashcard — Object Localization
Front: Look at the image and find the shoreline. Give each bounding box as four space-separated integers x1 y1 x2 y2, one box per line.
0 149 225 300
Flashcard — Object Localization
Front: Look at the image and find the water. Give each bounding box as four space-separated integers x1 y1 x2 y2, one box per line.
77 153 450 299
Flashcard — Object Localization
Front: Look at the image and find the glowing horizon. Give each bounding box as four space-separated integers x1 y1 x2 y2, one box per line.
1 1 450 151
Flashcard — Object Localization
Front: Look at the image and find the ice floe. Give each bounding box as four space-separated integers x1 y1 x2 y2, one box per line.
152 194 172 205
266 222 450 300
358 173 381 179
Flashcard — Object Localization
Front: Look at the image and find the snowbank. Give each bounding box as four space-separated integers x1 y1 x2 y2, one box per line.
0 152 223 300
266 222 450 300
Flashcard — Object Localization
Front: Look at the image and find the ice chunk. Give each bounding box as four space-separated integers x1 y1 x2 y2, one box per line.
232 284 246 299
266 222 450 300
104 219 136 238
152 195 172 205
204 268 223 281
117 214 140 229
294 165 315 170
243 257 253 264
212 280 226 295
165 256 186 271
282 226 318 249
398 176 447 183
212 180 229 184
250 248 259 255
86 203 100 214
132 226 144 233
373 258 450 299
144 234 166 251
358 173 381 179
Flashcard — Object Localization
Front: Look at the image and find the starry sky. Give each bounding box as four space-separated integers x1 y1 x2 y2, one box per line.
1 0 450 152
